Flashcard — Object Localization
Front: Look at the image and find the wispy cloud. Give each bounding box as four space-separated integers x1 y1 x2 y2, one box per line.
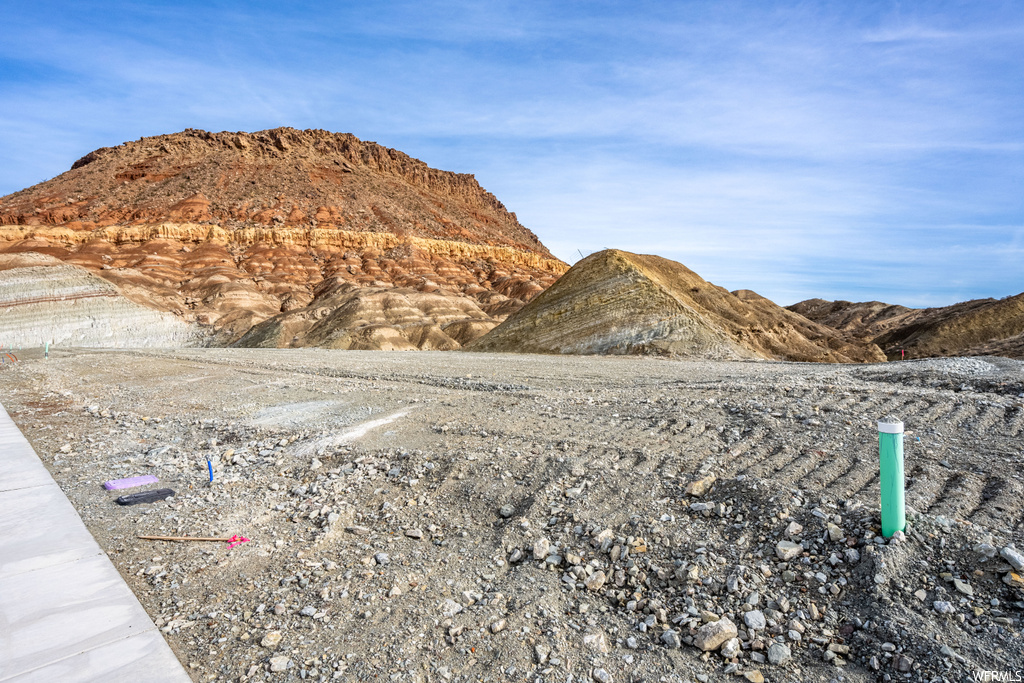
862 26 963 43
861 24 1024 44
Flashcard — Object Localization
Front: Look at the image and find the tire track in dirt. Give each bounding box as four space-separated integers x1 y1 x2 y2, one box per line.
744 443 805 480
849 471 880 504
732 444 787 479
102 350 1024 542
875 395 923 423
979 467 1024 534
919 397 964 428
906 465 953 512
721 422 771 460
898 399 934 423
580 365 1012 538
906 399 950 435
927 472 986 519
945 401 981 433
830 458 880 502
972 404 1007 436
770 448 827 485
966 475 1021 531
722 426 779 475
667 422 719 460
914 395 945 415
798 452 859 493
1003 407 1024 437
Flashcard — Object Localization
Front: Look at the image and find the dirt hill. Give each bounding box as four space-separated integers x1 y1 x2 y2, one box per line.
468 250 885 362
789 295 1024 360
0 128 567 345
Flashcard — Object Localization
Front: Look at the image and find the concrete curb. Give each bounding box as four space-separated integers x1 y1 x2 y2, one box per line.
0 402 192 682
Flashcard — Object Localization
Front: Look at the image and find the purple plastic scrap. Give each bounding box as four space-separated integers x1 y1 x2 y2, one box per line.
103 475 159 491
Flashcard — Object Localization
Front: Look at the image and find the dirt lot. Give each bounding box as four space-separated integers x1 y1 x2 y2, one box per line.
2 348 1023 683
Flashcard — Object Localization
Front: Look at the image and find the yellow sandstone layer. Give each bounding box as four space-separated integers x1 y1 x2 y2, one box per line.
0 223 568 274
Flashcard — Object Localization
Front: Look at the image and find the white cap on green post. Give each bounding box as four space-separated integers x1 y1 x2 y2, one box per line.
877 419 903 434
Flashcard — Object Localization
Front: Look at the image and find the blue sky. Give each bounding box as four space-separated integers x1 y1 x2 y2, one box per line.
1 1 1022 307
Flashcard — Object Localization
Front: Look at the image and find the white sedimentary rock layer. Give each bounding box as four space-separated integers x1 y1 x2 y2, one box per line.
0 258 199 347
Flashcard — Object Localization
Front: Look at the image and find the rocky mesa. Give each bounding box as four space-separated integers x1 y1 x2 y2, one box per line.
0 128 567 347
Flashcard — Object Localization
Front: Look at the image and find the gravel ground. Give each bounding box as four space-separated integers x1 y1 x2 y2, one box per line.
2 348 1023 683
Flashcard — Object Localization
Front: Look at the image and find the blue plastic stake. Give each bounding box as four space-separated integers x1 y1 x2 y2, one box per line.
207 459 214 482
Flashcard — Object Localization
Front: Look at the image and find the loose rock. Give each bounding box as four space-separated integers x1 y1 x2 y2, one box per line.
776 540 802 561
767 642 792 666
660 629 681 649
584 570 606 591
685 474 716 497
743 610 766 631
1001 546 1024 571
694 618 738 652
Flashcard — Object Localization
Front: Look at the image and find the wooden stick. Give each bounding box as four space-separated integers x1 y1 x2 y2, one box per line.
137 535 232 542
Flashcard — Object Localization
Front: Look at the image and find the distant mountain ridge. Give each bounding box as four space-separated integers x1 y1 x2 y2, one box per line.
788 295 1024 360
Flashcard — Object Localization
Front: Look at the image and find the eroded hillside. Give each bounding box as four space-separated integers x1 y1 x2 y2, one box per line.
0 128 567 346
470 250 885 363
789 296 1024 360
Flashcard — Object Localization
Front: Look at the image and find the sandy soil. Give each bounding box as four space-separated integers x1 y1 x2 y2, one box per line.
2 349 1023 683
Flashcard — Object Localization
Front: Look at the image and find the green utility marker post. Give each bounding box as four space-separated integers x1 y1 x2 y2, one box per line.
878 418 905 537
